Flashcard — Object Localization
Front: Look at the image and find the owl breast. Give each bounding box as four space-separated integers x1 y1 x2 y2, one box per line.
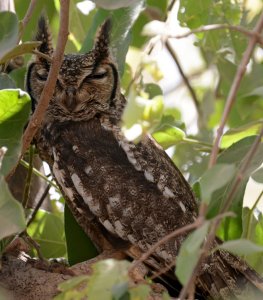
40 117 197 263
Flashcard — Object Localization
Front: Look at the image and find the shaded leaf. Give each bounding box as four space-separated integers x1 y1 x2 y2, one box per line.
217 239 263 256
251 168 263 183
129 284 151 300
65 204 98 265
0 74 16 90
199 163 236 204
218 136 263 180
57 275 89 292
0 12 18 57
176 222 210 285
0 175 26 240
87 259 130 300
0 89 31 176
242 208 263 274
27 209 66 258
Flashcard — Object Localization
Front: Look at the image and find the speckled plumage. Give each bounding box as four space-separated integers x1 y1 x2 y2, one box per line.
26 17 263 299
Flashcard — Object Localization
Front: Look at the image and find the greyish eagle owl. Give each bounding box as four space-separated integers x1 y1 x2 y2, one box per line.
26 16 263 299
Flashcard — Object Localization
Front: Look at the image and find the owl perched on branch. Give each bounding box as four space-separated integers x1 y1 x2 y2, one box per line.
26 17 263 299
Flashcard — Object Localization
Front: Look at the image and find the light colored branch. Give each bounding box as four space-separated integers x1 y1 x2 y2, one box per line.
21 0 38 29
21 0 69 155
209 13 263 167
169 24 263 47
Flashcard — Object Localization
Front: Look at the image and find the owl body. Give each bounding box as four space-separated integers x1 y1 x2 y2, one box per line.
27 17 263 299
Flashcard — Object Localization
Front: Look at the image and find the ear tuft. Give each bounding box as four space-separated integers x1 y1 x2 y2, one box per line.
35 15 53 56
93 18 112 61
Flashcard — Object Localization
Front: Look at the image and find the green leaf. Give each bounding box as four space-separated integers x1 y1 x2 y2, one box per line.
176 222 210 285
251 168 263 183
221 121 263 149
199 163 236 204
0 89 31 176
0 12 18 57
0 41 41 64
143 95 164 125
65 204 98 265
57 275 89 292
0 175 26 240
129 284 151 300
0 74 16 90
217 239 263 256
27 209 66 258
87 259 130 300
80 1 145 74
218 136 263 179
144 83 163 98
153 126 186 149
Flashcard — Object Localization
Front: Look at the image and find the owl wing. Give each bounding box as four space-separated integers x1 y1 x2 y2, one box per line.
50 118 196 261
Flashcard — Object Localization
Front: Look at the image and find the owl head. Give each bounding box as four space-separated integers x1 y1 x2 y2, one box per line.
26 16 123 122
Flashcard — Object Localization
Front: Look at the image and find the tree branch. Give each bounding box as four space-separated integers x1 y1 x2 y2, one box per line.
19 0 38 40
165 40 202 120
179 126 263 299
169 24 263 47
209 13 263 167
21 0 69 156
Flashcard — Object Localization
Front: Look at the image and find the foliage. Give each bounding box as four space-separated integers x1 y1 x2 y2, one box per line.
0 0 263 298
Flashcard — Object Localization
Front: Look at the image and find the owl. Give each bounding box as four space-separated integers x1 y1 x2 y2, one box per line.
26 16 263 299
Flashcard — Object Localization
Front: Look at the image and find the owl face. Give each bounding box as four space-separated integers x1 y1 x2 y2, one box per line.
26 17 120 122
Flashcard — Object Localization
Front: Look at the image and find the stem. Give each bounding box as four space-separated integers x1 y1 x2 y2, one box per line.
27 185 51 227
165 40 202 122
22 145 34 208
183 137 214 149
169 24 263 46
245 189 263 240
20 159 59 190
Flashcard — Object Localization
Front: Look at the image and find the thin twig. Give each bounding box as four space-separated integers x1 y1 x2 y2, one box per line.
31 50 53 62
20 159 59 190
21 0 69 155
22 145 34 208
165 40 202 121
209 13 263 167
168 24 263 46
18 0 38 42
27 185 51 227
180 127 263 298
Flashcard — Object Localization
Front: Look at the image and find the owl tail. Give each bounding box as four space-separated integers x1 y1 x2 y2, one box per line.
196 245 263 300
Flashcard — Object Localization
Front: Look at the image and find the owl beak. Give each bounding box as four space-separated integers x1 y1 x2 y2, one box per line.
64 87 77 112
